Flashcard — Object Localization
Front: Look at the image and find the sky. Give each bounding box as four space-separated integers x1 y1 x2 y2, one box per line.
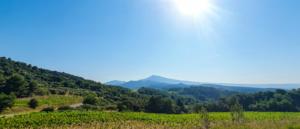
0 0 299 84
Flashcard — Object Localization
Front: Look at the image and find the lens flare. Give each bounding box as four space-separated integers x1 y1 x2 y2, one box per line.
174 0 213 17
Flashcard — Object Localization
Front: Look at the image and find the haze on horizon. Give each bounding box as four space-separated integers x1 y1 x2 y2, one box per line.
0 0 299 84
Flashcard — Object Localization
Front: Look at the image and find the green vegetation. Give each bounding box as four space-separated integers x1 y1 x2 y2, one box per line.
1 57 300 114
14 95 83 107
1 95 82 114
28 98 38 109
197 89 300 112
0 93 15 112
83 94 99 105
200 107 210 129
1 56 300 129
0 57 147 112
0 111 300 129
145 96 177 114
168 86 236 101
41 106 55 112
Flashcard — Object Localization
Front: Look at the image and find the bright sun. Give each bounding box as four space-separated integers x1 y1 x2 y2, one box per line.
174 0 214 17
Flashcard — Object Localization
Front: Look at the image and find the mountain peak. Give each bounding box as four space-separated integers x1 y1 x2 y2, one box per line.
105 80 126 86
143 75 194 85
145 75 167 80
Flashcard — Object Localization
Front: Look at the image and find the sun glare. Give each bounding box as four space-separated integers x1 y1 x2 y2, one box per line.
171 0 224 40
174 0 214 17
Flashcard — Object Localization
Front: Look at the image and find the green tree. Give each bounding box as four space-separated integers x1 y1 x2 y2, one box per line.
230 100 244 124
0 73 4 86
117 99 142 112
83 94 99 105
176 99 187 113
28 81 39 96
3 75 27 97
28 98 38 109
145 96 176 114
200 107 210 129
0 93 16 112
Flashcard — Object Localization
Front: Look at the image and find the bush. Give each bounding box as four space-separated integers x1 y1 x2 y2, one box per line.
58 106 73 111
41 107 55 112
105 105 118 111
80 104 102 111
28 98 39 109
83 95 99 105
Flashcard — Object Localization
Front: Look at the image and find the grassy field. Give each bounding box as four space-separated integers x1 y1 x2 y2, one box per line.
0 111 300 129
1 95 83 115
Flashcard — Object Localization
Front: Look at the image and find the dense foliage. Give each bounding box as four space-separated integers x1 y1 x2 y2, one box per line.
168 86 236 101
197 89 300 112
0 57 147 111
0 93 15 111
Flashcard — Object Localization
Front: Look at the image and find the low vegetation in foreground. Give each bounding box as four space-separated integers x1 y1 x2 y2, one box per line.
1 95 83 114
0 111 300 129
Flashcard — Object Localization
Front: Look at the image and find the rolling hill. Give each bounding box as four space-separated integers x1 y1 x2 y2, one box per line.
0 57 144 106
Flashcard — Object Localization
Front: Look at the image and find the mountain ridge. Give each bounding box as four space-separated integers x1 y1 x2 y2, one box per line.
106 75 300 92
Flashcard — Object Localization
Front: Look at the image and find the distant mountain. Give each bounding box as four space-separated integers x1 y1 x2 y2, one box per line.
142 75 200 85
199 84 276 93
106 75 201 89
219 83 300 90
105 75 299 93
106 80 126 86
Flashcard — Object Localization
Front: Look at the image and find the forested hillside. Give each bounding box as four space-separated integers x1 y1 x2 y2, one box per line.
0 57 147 110
168 86 236 101
0 57 128 95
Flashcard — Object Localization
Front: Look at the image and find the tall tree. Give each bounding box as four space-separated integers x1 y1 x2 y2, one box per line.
146 96 176 114
28 81 39 96
176 99 187 113
0 93 16 112
0 74 4 86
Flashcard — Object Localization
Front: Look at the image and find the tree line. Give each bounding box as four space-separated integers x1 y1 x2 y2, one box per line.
196 89 300 112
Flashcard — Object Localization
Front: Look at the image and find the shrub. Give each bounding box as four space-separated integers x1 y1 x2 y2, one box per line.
58 106 73 111
41 107 55 112
105 105 118 111
28 98 39 109
83 95 99 105
80 104 102 111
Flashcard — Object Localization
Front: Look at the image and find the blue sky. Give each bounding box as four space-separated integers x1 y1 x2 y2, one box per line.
0 0 299 83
